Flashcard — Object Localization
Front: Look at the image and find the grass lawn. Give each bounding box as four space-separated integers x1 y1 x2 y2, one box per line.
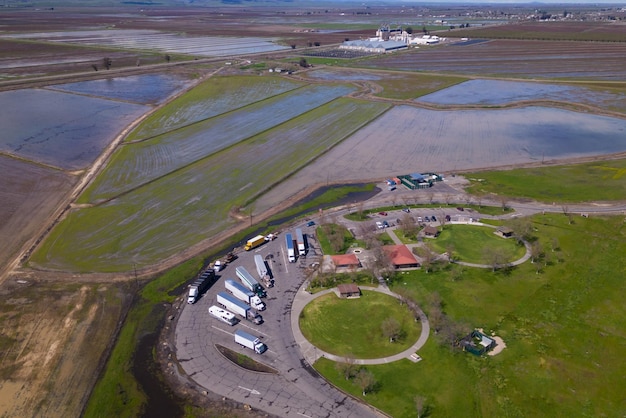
465 158 626 203
428 224 526 264
314 214 626 417
300 291 421 358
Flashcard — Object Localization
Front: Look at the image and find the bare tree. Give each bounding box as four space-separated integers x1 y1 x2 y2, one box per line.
399 213 418 239
475 193 484 208
335 355 358 380
444 193 453 205
484 246 506 272
445 243 455 262
418 243 436 273
551 237 560 252
530 241 544 264
381 317 401 343
500 195 509 212
464 194 473 206
355 369 377 396
414 395 427 418
562 205 574 224
427 292 445 333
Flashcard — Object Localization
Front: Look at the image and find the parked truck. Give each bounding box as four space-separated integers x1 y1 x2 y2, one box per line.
244 234 266 251
285 233 296 263
216 292 263 324
235 266 267 298
225 279 266 311
234 329 267 354
208 305 238 326
295 228 306 256
187 270 215 304
254 254 273 288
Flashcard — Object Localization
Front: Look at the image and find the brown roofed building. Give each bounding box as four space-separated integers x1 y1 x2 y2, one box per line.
337 283 361 298
383 245 420 269
423 226 439 237
330 254 361 269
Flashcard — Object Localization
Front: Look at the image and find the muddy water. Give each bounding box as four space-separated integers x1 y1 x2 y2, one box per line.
132 305 184 417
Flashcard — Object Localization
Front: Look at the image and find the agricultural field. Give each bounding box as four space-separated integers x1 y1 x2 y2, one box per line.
80 82 356 202
0 156 77 270
257 104 626 213
0 88 149 170
32 97 390 271
358 39 626 80
315 214 626 418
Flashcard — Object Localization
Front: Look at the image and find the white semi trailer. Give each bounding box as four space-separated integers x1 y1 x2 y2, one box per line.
216 292 263 324
285 233 296 262
225 279 265 311
295 228 306 256
235 266 266 298
234 329 267 354
254 254 273 288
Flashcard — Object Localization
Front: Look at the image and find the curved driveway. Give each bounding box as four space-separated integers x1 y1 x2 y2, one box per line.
291 285 430 366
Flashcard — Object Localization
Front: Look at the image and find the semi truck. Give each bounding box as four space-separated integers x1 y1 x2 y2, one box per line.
216 292 263 324
187 270 215 304
208 305 238 326
235 266 266 298
225 279 266 311
295 228 306 256
234 329 267 354
254 254 273 288
285 233 296 263
244 234 266 251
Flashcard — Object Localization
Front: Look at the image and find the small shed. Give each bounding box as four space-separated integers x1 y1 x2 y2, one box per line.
423 226 439 237
337 283 361 298
460 330 497 355
496 226 514 238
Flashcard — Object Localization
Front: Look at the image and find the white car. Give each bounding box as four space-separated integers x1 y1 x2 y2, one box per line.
376 221 384 229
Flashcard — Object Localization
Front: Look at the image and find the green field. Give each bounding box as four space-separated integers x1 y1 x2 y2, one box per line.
465 158 626 203
315 214 626 417
373 73 467 100
300 291 421 358
428 224 526 264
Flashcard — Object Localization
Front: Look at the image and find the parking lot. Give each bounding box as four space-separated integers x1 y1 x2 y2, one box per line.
174 222 380 417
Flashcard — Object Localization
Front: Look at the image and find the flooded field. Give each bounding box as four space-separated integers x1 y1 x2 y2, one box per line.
419 79 626 109
256 105 626 212
48 74 193 105
0 89 148 170
359 39 626 80
3 29 289 57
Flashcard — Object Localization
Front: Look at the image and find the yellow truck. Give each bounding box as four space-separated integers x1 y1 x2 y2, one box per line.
244 234 266 251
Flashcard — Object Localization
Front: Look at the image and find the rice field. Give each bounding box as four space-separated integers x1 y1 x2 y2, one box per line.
80 82 355 202
32 98 389 271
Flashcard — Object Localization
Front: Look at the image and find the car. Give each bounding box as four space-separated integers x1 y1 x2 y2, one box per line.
376 221 384 229
457 207 464 211
378 211 388 216
402 208 410 213
417 216 423 222
306 220 316 227
445 214 451 221
382 220 389 228
425 216 431 222
431 215 437 222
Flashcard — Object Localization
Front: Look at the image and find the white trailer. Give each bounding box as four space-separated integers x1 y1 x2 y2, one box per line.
295 228 306 256
225 279 266 311
285 233 296 263
254 254 273 288
235 266 266 298
208 305 238 326
216 292 263 324
234 329 267 354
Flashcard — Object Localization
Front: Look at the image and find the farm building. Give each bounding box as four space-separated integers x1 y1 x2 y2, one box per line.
397 172 443 189
383 245 420 269
459 330 497 355
337 283 361 298
339 39 407 54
